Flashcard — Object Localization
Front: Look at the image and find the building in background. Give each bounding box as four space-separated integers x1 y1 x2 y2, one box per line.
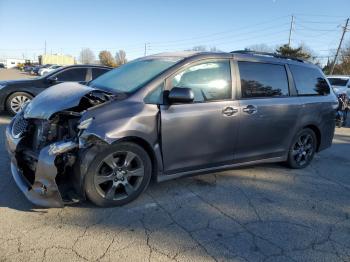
38 54 75 65
2 58 26 68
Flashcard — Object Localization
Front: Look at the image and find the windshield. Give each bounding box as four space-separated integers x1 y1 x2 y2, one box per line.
328 78 349 86
89 57 181 93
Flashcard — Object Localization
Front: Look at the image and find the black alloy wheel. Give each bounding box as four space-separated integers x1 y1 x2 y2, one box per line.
287 128 317 169
84 142 152 207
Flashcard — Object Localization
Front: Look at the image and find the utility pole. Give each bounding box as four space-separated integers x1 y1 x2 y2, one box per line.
288 15 294 47
330 18 349 74
144 42 150 56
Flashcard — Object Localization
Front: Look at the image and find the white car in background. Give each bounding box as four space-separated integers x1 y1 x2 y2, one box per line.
327 75 350 98
38 64 62 76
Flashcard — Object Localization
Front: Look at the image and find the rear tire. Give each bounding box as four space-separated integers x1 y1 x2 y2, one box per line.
287 128 317 169
6 92 33 115
84 142 152 207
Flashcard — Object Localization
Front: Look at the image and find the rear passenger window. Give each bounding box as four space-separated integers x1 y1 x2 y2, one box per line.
289 65 330 96
238 62 289 98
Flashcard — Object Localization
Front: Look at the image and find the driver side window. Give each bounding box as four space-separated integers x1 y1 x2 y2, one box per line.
172 60 232 102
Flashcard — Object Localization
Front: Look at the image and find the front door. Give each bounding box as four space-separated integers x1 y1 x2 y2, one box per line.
234 61 301 162
160 59 239 173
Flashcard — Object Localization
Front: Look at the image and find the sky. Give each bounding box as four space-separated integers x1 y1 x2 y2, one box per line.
0 0 349 64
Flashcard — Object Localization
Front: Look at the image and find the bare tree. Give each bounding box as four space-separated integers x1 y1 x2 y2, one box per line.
324 41 350 74
79 48 96 64
99 50 117 67
191 45 207 51
210 46 220 52
115 50 127 66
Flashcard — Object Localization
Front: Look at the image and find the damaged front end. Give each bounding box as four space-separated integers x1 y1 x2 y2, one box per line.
6 83 116 207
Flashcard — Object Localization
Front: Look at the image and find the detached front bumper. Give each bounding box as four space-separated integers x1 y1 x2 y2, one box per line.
6 124 77 208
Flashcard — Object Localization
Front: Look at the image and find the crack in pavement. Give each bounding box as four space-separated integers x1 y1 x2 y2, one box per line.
146 192 219 262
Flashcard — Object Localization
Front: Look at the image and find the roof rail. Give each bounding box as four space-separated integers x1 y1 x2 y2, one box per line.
230 50 306 63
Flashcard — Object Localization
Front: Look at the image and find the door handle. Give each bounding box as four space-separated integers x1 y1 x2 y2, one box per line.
222 106 238 116
242 105 257 114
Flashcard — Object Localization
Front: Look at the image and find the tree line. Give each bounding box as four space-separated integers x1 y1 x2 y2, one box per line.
79 48 127 67
79 42 350 74
245 42 350 75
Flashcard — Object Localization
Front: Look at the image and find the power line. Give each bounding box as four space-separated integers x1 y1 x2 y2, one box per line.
295 23 339 32
1 15 349 62
150 23 290 49
296 19 343 25
149 15 290 45
293 13 346 18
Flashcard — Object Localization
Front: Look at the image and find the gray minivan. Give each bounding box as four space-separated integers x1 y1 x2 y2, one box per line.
6 51 338 207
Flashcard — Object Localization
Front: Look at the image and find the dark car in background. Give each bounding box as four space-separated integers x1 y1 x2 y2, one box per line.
0 64 112 114
24 64 38 72
5 51 338 208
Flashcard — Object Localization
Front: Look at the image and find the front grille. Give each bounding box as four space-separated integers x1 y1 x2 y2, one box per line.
12 113 28 138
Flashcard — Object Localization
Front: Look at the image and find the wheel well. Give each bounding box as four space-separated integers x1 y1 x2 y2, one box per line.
304 125 321 151
113 137 158 181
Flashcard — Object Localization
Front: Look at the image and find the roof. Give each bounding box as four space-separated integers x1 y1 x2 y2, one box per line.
148 51 202 58
60 64 112 69
144 51 315 67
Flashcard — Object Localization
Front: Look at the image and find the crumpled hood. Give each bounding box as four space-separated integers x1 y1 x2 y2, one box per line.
24 82 108 119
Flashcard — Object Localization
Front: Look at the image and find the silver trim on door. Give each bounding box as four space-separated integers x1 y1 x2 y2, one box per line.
242 105 257 114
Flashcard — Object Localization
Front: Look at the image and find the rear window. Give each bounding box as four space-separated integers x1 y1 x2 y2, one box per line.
289 65 330 96
238 61 289 98
327 78 348 86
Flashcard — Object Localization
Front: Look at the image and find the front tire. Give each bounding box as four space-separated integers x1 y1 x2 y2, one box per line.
287 128 317 169
6 92 33 115
84 142 152 207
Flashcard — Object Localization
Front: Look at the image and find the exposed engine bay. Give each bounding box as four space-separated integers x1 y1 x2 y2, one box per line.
8 85 116 207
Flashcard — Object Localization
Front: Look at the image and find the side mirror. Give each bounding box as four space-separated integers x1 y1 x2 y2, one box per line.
47 76 58 83
168 87 194 104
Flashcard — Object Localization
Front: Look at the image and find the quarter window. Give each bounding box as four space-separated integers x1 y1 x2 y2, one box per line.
55 68 87 82
289 65 330 95
238 62 289 98
172 60 232 102
144 82 164 104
